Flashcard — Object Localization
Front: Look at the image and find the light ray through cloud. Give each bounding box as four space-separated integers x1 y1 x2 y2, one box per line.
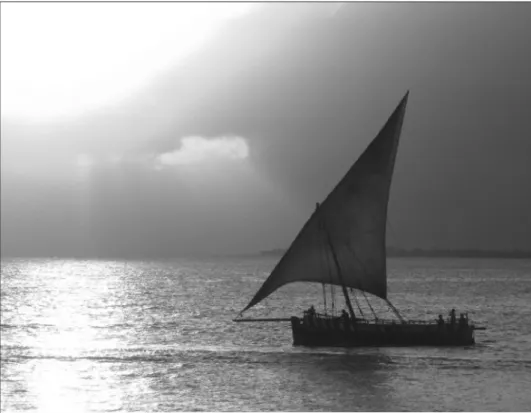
1 3 255 120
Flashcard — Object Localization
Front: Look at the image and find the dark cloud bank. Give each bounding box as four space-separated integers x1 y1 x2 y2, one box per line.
2 3 531 258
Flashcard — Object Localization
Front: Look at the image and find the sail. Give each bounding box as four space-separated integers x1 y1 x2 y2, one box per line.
241 91 409 313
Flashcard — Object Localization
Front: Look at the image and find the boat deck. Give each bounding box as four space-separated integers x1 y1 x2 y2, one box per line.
291 313 478 347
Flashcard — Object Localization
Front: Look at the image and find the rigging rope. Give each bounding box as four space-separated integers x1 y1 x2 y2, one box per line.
318 214 335 316
326 248 336 316
331 284 335 315
362 290 378 321
349 287 365 318
315 202 355 319
318 211 338 317
341 241 406 322
322 283 327 315
386 299 406 323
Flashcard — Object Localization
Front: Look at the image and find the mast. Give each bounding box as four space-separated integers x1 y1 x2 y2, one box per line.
325 232 356 320
317 202 356 320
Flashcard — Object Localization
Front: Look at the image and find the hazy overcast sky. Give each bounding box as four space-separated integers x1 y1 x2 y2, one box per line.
2 3 531 258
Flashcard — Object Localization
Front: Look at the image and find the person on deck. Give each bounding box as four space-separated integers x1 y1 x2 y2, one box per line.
450 308 456 324
341 309 349 320
340 309 350 331
303 306 316 327
437 314 444 327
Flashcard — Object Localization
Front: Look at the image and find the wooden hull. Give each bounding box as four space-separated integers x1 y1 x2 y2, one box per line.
291 317 475 347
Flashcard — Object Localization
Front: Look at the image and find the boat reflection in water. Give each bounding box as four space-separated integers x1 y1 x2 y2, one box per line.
234 91 486 347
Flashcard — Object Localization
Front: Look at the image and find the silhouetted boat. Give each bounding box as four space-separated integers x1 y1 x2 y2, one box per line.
234 91 486 347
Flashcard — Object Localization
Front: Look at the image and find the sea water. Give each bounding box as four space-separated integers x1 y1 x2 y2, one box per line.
1 257 531 411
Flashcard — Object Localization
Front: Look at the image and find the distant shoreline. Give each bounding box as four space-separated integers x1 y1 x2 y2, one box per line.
2 249 530 260
259 248 531 259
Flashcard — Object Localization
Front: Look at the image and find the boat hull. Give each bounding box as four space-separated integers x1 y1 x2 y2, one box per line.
291 317 475 347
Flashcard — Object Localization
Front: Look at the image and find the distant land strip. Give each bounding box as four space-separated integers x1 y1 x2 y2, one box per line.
259 248 531 259
2 249 530 260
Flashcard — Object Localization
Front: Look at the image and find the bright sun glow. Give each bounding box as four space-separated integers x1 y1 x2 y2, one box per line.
1 3 253 120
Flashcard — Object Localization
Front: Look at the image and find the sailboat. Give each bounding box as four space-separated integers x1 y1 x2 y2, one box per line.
234 91 486 347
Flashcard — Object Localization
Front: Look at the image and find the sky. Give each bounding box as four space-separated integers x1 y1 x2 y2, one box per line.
2 2 531 258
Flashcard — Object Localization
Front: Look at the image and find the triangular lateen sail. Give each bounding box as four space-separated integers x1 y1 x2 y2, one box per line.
241 91 409 314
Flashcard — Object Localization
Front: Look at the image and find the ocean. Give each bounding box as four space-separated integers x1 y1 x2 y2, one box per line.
1 257 531 411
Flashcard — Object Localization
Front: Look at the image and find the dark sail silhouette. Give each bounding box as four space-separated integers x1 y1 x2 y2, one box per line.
241 92 408 313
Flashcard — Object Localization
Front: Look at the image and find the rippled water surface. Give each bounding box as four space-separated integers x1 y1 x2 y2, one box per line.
2 257 531 411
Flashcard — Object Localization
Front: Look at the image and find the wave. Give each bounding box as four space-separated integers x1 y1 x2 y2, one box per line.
1 323 56 329
2 345 531 372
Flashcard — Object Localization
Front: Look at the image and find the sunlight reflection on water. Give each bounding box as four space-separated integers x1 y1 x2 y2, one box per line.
1 257 531 411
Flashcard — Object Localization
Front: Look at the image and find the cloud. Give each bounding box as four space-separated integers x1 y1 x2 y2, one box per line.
156 135 249 167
